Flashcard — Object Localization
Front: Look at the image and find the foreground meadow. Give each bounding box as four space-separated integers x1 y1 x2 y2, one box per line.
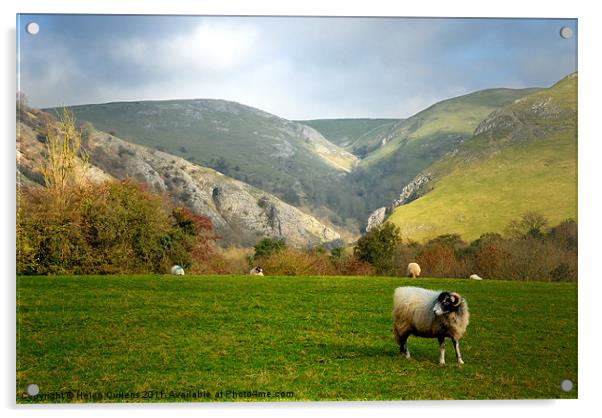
17 275 577 402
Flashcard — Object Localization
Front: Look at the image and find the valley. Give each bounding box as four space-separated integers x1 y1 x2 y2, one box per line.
19 73 577 246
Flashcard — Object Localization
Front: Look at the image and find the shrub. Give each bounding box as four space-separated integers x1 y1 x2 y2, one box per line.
426 234 466 250
549 262 575 282
547 219 577 251
354 223 401 273
256 247 335 276
332 254 375 276
253 238 286 259
17 179 218 275
416 244 457 277
329 246 344 262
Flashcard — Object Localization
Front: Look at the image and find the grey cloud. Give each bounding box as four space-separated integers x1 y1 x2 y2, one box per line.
18 16 577 119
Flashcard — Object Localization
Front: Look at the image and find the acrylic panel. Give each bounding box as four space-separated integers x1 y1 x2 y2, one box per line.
16 14 578 403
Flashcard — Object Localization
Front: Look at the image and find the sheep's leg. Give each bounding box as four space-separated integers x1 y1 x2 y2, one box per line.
438 336 446 365
394 325 411 359
452 338 464 364
400 336 410 359
396 332 410 358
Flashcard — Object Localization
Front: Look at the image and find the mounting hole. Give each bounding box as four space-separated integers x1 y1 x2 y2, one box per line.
26 383 39 396
25 22 39 35
559 27 573 39
560 379 573 392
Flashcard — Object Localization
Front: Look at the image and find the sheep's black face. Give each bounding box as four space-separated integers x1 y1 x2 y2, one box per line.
433 292 462 316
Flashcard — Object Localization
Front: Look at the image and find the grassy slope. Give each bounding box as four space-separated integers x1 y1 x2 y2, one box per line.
55 100 355 215
346 88 541 216
17 275 577 402
387 76 577 242
298 118 399 149
361 88 542 167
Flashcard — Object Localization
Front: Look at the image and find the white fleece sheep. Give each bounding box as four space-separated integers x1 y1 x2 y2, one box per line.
407 262 421 278
392 286 470 364
250 266 264 276
171 265 185 275
470 274 483 280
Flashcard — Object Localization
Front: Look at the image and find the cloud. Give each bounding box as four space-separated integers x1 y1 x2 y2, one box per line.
18 16 577 119
111 21 260 76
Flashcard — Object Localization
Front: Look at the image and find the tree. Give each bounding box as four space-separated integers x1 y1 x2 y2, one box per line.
426 234 466 250
17 91 28 114
330 246 344 262
40 108 88 209
505 212 549 240
354 222 401 273
547 219 577 251
254 238 286 259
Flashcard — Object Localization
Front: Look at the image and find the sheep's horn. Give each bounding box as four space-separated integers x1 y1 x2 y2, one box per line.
450 292 462 307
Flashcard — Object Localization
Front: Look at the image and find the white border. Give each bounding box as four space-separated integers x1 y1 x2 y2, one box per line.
3 1 600 417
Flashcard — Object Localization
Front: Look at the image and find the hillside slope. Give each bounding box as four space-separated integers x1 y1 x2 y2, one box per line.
298 118 399 157
348 88 542 217
381 73 577 241
17 108 342 248
53 100 358 216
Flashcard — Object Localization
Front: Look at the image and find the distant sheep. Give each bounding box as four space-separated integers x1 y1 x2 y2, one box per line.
171 265 185 275
250 266 264 276
470 274 483 280
392 286 470 364
407 262 421 278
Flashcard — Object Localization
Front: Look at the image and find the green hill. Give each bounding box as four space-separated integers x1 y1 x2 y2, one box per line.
48 88 547 235
386 74 577 241
298 118 399 156
17 106 343 247
50 99 359 228
348 88 542 215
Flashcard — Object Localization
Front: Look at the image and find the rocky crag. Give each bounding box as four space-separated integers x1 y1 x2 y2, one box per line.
17 108 342 248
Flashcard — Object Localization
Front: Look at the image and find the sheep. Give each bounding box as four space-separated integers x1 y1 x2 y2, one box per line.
470 274 483 280
407 262 421 278
171 265 185 275
250 266 264 276
392 286 469 364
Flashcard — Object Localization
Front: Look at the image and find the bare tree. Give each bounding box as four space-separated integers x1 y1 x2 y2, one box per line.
40 108 89 207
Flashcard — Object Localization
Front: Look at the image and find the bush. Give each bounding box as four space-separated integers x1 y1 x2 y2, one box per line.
252 246 375 277
416 244 457 277
17 179 218 275
354 223 401 273
547 219 577 251
331 253 375 276
253 238 286 259
256 247 335 276
329 246 344 262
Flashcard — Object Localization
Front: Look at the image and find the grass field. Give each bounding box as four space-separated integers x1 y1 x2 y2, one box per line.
17 275 577 402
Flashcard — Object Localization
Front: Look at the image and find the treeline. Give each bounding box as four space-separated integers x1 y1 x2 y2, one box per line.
244 212 576 282
354 213 577 282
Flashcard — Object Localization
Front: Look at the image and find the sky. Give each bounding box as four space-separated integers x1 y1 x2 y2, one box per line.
17 15 577 120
